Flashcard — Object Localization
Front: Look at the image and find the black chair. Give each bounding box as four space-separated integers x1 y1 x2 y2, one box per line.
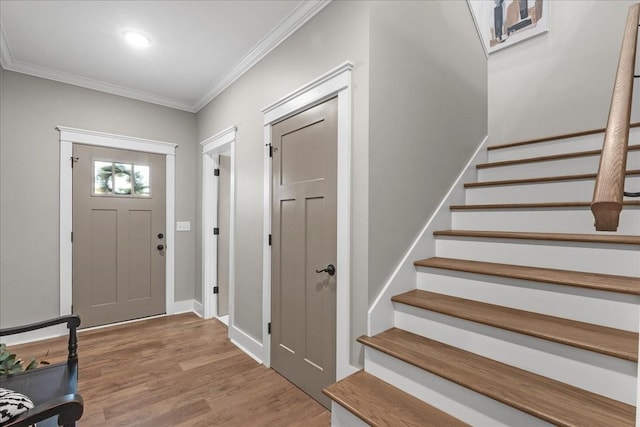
0 316 83 427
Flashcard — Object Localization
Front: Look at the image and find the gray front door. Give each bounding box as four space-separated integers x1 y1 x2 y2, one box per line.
72 144 166 328
270 97 338 408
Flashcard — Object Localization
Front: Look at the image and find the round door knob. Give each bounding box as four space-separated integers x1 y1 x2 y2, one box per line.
157 244 165 251
157 233 164 239
315 264 336 276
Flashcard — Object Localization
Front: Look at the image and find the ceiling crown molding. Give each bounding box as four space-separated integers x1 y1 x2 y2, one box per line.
0 0 331 114
192 0 331 112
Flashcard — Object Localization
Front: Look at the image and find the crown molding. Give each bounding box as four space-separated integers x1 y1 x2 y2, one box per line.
192 0 331 112
0 0 330 113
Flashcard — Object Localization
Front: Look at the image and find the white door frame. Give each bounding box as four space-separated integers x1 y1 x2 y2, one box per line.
201 127 237 320
58 126 177 317
261 61 357 379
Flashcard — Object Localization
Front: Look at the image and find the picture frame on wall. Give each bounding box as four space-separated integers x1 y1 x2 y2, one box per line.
482 0 549 53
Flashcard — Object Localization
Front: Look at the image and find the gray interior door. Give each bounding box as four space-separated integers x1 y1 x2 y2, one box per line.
271 97 338 408
72 144 166 328
217 154 231 317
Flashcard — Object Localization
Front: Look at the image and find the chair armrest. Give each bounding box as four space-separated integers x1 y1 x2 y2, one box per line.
0 315 80 364
0 316 80 337
3 393 83 427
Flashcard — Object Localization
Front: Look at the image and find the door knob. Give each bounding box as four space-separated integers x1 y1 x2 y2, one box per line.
157 244 164 251
157 233 164 239
315 264 336 276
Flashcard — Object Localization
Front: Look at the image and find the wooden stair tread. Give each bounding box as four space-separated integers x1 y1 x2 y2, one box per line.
433 229 640 245
477 144 640 169
464 170 640 188
414 257 640 295
450 201 640 210
487 122 640 150
358 328 635 427
392 290 637 361
323 370 469 427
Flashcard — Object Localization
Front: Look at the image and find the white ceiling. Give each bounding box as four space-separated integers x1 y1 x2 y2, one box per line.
0 0 329 112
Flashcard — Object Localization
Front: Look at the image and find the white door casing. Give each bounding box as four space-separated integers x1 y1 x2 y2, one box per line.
262 61 357 379
58 126 177 318
201 127 236 320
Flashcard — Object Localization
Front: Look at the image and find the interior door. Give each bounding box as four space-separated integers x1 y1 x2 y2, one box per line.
72 144 166 328
217 154 231 317
271 97 338 408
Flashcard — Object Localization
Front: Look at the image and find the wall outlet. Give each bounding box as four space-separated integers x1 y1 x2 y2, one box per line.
176 221 191 232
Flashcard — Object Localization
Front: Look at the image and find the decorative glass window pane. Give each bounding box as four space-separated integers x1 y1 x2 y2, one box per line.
134 165 150 196
113 163 132 195
94 161 113 194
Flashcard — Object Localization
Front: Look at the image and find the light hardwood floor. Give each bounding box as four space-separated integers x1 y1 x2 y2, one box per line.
10 313 330 426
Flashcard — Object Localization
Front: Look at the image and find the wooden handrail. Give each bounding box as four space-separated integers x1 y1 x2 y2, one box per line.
592 3 640 231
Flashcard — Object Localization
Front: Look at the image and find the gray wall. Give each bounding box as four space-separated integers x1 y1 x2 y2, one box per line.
196 0 371 365
489 0 640 144
0 70 197 328
368 0 488 302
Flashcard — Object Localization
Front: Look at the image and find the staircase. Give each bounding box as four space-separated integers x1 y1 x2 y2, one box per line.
324 126 640 426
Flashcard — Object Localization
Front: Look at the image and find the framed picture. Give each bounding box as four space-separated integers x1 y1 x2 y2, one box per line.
482 0 549 53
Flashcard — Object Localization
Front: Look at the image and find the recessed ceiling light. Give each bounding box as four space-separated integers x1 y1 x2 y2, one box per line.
123 31 151 48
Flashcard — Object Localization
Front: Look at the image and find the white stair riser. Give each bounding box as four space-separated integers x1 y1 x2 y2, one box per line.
364 348 553 427
394 304 636 404
330 404 369 427
435 238 640 277
487 128 640 162
416 269 640 332
451 208 640 234
478 150 640 181
466 176 640 204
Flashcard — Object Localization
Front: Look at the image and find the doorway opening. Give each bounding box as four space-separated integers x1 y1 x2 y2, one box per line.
201 127 236 323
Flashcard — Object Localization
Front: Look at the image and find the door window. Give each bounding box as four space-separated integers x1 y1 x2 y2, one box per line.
93 161 151 197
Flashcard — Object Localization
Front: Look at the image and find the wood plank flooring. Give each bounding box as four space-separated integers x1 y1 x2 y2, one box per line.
7 313 330 426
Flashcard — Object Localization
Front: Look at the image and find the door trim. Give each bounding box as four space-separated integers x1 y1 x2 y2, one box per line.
57 126 177 317
261 61 357 379
201 126 236 320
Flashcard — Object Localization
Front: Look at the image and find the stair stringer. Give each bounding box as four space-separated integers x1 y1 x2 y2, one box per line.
367 135 488 336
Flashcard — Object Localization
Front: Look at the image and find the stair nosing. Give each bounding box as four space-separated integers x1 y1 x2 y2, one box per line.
414 256 640 295
323 370 469 427
487 122 640 150
450 200 640 210
391 289 638 361
433 229 640 245
464 170 640 188
477 144 640 169
358 328 635 427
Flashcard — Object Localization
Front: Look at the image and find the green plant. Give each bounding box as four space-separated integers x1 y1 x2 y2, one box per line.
0 343 48 375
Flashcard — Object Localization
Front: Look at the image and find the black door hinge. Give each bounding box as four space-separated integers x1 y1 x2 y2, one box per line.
214 168 220 176
70 157 79 168
71 304 74 314
266 143 277 158
268 322 271 334
213 286 219 294
213 227 219 235
268 234 272 246
71 232 73 242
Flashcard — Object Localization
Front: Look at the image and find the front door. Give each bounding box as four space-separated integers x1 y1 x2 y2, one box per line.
72 144 166 328
270 97 338 408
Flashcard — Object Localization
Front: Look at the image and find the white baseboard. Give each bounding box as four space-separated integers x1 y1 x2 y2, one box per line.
1 325 69 346
229 325 264 364
2 300 204 346
368 135 489 336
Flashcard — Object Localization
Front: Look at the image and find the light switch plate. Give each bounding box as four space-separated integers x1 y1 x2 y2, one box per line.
176 221 191 231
